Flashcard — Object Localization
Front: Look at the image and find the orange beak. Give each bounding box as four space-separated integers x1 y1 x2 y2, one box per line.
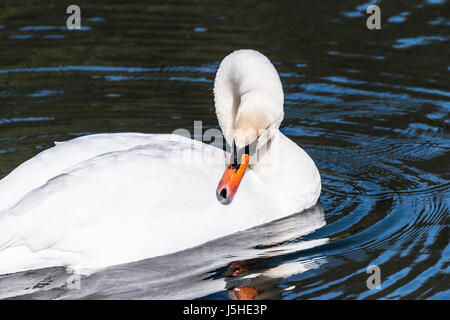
216 153 250 205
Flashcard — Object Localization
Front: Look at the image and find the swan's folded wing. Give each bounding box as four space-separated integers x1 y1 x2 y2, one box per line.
0 133 192 212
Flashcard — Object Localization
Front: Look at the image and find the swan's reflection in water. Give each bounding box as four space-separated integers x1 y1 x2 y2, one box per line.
223 206 328 300
226 255 327 300
0 205 327 299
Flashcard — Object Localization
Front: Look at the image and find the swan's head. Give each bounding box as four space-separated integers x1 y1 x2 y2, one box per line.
213 49 284 205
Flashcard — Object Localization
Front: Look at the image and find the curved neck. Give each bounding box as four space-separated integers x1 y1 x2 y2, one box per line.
250 130 282 177
250 131 321 213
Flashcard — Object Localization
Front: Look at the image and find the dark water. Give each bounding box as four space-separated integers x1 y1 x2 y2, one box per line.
0 0 449 299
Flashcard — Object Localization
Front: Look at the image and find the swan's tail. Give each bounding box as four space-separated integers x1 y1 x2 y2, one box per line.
0 216 41 276
0 246 38 275
0 218 25 275
0 219 64 275
0 236 62 275
0 214 15 251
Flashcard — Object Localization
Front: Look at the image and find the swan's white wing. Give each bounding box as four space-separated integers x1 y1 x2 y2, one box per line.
0 133 184 212
0 134 274 275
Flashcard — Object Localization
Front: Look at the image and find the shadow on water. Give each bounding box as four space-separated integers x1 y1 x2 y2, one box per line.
0 0 449 299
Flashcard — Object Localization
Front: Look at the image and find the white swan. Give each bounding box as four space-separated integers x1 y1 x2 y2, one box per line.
0 49 321 275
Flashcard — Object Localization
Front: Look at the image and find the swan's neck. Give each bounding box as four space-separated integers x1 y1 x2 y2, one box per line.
250 130 283 177
250 130 321 213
